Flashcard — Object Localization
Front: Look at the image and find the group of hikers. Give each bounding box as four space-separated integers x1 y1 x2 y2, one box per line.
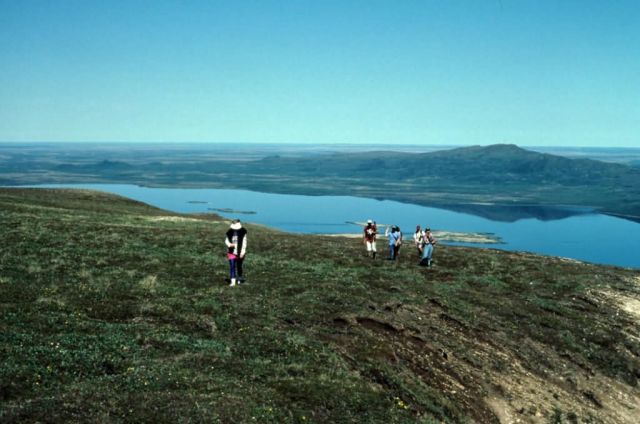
363 220 436 266
224 218 437 287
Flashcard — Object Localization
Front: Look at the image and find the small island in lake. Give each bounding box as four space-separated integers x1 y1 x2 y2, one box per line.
208 207 257 215
340 221 501 244
433 230 502 244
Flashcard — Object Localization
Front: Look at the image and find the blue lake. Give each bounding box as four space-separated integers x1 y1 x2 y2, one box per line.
30 184 640 269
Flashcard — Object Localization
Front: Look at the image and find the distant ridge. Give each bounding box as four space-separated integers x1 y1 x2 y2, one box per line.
252 143 639 189
1 143 639 220
250 144 640 218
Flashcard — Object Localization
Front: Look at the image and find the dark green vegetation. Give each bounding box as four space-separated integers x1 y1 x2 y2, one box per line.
2 188 640 423
248 144 640 221
2 143 640 221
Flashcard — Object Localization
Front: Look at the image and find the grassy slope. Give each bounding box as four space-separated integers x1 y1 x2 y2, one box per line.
1 188 640 423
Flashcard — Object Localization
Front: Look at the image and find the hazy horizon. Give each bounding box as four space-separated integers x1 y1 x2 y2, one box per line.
0 141 640 155
2 140 640 150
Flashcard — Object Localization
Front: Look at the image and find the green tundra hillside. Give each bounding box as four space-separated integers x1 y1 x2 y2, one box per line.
1 188 639 423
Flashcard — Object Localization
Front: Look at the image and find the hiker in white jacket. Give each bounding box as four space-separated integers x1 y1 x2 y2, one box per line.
413 225 425 257
225 219 247 286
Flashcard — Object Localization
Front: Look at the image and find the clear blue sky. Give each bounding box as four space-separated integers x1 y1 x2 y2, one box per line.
1 0 638 147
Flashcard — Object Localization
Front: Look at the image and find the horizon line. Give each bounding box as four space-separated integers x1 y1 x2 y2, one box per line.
1 140 639 149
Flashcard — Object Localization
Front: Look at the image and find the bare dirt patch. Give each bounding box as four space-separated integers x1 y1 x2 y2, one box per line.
329 300 640 423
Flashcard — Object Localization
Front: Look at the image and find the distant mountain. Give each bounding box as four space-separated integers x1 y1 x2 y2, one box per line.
246 144 640 219
2 143 639 220
254 143 638 185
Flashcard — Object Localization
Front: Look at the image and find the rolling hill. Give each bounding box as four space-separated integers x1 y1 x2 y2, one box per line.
255 144 635 183
248 144 640 218
1 188 639 422
1 144 640 221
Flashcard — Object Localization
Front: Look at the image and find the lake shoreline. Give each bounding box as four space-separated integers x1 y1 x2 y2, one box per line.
5 184 640 268
317 230 502 244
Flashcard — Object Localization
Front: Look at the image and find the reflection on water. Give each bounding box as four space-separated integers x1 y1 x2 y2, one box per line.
23 184 640 269
437 203 595 222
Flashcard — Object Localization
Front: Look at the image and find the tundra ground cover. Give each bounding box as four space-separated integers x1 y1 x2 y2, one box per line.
1 188 639 423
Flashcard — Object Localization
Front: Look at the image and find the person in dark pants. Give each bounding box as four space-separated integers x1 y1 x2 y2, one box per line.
225 219 247 286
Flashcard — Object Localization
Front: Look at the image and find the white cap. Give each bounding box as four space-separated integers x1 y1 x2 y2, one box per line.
367 219 373 224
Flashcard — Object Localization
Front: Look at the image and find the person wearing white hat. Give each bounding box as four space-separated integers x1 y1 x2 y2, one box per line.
363 219 377 259
225 219 247 286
